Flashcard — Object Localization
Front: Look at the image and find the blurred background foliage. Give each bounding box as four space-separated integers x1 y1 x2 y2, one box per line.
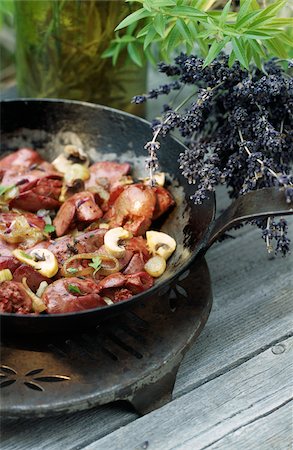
0 0 292 92
0 0 15 90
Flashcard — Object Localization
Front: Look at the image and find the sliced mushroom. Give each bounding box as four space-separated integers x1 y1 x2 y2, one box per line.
52 154 72 174
64 164 90 186
144 255 167 277
64 145 89 165
104 227 132 258
146 231 176 260
13 248 58 278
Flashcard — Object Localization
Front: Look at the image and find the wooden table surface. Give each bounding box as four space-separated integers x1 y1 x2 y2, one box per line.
1 80 293 450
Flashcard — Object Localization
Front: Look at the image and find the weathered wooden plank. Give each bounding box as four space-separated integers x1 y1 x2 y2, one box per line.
173 221 293 398
205 400 292 450
82 336 293 450
1 404 137 450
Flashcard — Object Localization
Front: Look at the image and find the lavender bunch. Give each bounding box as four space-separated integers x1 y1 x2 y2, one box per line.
133 55 293 255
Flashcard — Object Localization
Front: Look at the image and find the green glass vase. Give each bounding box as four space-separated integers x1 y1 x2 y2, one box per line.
14 0 146 115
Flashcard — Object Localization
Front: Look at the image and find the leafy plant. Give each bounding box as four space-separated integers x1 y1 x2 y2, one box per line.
0 0 15 88
13 0 146 114
104 0 293 69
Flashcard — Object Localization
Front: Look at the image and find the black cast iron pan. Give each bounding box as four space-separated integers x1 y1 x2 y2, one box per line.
0 99 292 335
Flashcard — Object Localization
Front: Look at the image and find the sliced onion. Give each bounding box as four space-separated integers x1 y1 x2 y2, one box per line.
98 255 120 276
36 281 49 298
0 215 44 249
0 269 13 282
62 252 120 277
103 297 114 305
22 277 47 313
0 185 19 204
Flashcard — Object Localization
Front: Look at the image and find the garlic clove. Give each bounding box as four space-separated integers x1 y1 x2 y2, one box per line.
52 154 72 174
64 163 90 186
144 255 167 277
146 231 176 260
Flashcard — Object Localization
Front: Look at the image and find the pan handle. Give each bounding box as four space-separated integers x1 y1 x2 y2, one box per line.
205 187 293 250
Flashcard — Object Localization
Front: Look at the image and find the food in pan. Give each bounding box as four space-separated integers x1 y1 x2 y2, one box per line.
0 147 176 314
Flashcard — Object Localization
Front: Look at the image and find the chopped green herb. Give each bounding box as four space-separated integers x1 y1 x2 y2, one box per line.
0 185 15 196
68 284 82 295
67 267 78 274
44 224 56 234
19 250 33 260
89 256 102 275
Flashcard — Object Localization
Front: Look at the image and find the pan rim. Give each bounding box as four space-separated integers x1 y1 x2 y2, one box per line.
0 98 216 320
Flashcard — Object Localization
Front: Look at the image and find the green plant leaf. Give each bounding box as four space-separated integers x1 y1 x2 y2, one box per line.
168 22 183 53
169 6 207 19
67 267 78 274
143 0 154 12
249 15 282 29
137 23 152 38
221 27 241 37
265 37 288 59
145 46 157 66
249 45 262 69
270 19 293 26
68 284 82 295
101 45 117 59
115 8 151 31
277 32 293 47
143 25 158 49
127 42 143 66
232 37 249 69
237 0 253 21
176 18 194 46
242 30 272 39
257 0 286 19
117 35 136 44
112 42 122 65
203 37 229 67
153 14 165 37
148 0 176 6
89 256 102 275
44 224 55 234
219 0 231 27
245 41 252 64
235 10 259 29
198 0 218 11
228 49 236 67
249 39 266 58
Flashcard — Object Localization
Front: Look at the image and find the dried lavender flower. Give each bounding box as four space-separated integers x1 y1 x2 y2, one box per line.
135 54 293 255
